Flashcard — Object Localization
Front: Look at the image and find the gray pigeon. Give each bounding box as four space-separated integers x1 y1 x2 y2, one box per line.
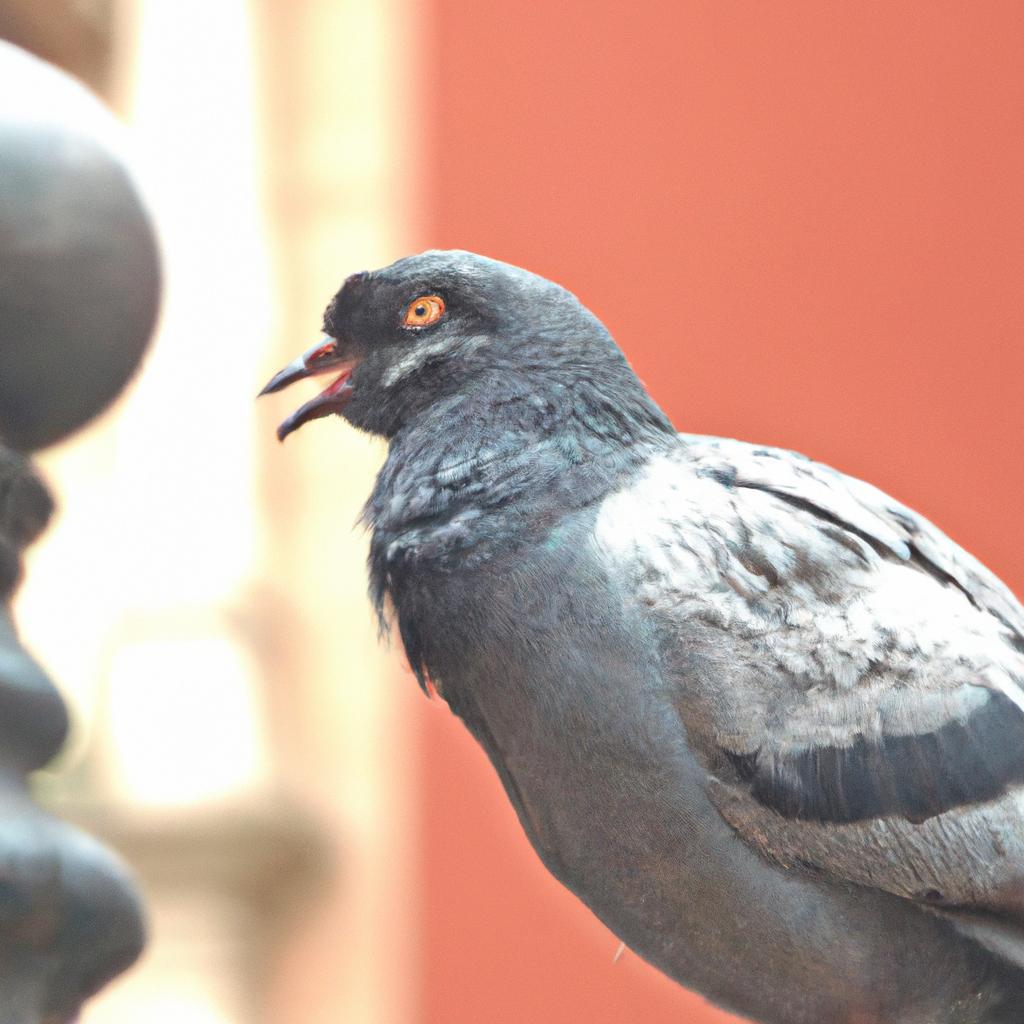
261 251 1024 1024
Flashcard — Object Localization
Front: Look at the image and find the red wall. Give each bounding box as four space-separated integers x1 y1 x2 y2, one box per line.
414 4 1024 1022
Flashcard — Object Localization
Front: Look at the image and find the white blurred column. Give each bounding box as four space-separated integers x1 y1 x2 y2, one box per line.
18 1 286 1023
20 0 274 804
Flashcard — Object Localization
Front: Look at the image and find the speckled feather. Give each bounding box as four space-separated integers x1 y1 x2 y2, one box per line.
595 437 1024 923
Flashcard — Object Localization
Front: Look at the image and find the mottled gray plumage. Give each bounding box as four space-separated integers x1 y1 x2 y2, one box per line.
263 251 1024 1023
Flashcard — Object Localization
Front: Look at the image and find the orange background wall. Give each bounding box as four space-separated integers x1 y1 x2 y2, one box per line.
413 4 1024 1022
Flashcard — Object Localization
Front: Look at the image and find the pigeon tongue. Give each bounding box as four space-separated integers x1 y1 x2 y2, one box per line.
322 370 351 397
275 367 354 442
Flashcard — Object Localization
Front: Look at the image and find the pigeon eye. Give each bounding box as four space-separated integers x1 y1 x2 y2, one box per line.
403 295 445 328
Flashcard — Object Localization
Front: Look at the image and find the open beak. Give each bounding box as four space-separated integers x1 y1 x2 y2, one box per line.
259 335 358 442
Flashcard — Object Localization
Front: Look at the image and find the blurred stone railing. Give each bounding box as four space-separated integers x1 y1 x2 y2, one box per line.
0 41 160 1023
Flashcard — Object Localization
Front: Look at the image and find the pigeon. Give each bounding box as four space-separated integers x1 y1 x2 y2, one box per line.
261 250 1024 1024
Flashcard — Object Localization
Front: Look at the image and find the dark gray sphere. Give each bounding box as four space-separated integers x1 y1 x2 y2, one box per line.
0 42 160 451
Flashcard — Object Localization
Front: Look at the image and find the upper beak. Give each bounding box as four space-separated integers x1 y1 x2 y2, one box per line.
258 353 317 397
259 335 359 442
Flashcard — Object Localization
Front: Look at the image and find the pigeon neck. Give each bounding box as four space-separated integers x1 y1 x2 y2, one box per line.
363 370 675 611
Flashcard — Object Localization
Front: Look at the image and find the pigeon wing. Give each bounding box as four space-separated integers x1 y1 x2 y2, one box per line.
596 437 1024 918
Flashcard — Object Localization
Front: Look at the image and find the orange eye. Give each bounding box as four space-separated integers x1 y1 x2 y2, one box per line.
403 295 445 328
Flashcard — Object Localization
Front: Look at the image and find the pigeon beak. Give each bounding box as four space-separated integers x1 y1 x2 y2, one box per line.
259 335 359 442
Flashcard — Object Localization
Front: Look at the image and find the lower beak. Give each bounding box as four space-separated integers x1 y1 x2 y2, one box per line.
259 336 359 442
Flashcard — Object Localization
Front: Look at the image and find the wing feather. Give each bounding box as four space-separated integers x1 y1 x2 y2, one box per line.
596 436 1024 919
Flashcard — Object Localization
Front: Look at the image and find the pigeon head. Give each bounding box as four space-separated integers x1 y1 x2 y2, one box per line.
261 250 666 441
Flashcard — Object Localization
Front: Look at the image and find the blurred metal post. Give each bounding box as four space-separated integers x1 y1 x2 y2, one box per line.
0 39 160 1023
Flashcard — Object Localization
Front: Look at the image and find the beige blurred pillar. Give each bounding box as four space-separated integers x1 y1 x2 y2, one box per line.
252 0 422 1022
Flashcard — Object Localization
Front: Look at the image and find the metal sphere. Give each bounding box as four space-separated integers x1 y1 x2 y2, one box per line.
0 41 161 451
